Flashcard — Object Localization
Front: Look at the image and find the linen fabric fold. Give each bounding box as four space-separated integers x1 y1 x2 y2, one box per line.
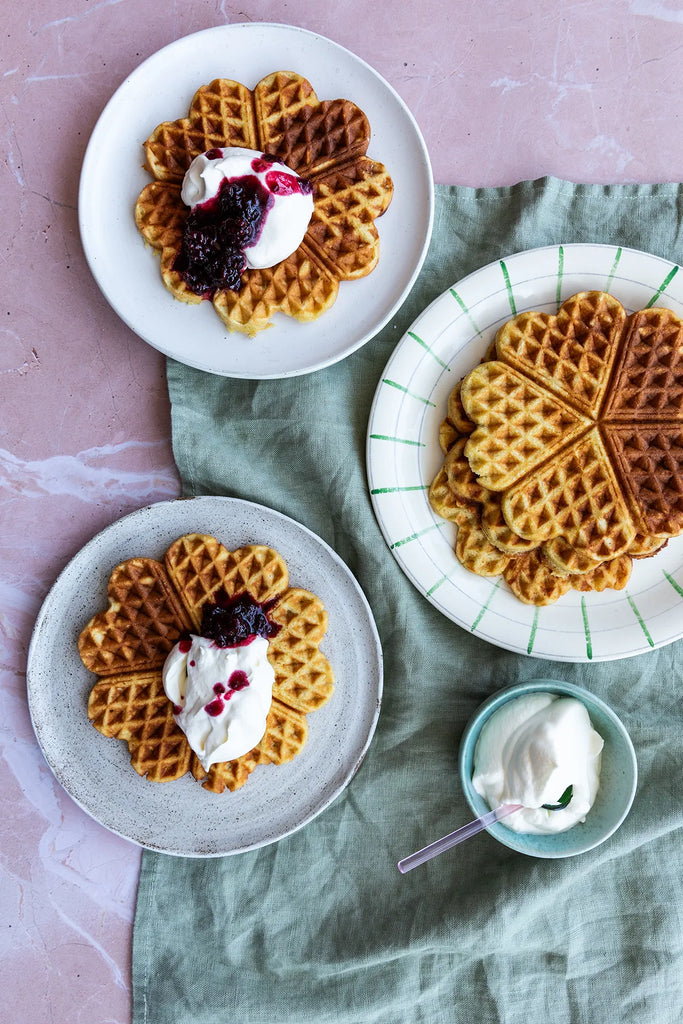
133 178 683 1024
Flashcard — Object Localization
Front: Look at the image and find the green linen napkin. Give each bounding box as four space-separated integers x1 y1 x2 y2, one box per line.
134 178 683 1024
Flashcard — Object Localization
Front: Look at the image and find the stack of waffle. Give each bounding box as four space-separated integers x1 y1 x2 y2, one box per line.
78 534 334 791
135 71 393 335
429 291 683 605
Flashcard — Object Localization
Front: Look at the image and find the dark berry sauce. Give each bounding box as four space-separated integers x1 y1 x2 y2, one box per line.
174 152 312 298
173 174 273 296
200 589 281 648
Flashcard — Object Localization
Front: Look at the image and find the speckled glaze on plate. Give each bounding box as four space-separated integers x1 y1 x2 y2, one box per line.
27 497 383 857
78 22 433 379
367 243 683 662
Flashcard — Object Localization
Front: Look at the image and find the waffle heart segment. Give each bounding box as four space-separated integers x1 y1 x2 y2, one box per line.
78 558 192 677
495 290 627 417
461 361 592 491
164 535 289 630
144 78 258 182
79 534 334 791
135 71 393 335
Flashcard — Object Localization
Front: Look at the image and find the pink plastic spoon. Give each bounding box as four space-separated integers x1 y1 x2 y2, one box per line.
397 803 523 873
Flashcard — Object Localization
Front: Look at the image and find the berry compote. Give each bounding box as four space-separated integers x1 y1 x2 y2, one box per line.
200 590 281 648
174 174 273 296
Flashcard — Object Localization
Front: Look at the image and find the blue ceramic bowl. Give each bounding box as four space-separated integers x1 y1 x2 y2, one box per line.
459 679 637 858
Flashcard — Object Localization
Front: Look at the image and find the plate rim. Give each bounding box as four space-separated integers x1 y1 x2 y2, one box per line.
27 496 384 857
78 21 434 380
366 241 683 664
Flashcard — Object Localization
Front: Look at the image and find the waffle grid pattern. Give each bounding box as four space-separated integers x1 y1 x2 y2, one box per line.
135 71 393 335
79 534 334 791
429 291 683 604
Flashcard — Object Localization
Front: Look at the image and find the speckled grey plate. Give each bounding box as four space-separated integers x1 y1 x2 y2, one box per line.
27 497 383 857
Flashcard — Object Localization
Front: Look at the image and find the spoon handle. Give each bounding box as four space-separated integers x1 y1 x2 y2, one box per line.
397 803 523 874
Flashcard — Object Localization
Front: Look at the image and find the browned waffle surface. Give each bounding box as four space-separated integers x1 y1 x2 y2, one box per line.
136 70 393 335
79 534 333 791
87 671 192 783
428 291 683 604
78 558 191 676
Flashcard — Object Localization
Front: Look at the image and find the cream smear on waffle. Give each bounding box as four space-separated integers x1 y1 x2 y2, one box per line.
162 634 275 769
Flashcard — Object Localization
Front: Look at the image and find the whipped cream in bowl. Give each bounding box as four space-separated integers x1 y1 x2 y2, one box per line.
459 680 637 858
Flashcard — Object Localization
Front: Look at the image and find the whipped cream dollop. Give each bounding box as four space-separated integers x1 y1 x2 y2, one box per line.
180 146 314 269
162 634 275 770
472 692 604 834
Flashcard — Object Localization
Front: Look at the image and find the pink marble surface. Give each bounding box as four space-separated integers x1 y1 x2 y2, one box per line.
3 1 683 1020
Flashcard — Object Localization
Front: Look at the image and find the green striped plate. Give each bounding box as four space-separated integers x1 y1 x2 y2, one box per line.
366 243 683 662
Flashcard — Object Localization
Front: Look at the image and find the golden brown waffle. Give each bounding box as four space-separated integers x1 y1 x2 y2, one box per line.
428 465 477 524
447 381 475 435
192 700 308 794
541 536 607 576
79 534 334 792
571 554 632 593
428 292 683 604
503 550 572 605
78 558 192 676
480 493 538 556
444 438 489 509
135 71 393 335
165 535 289 629
495 291 627 417
455 518 510 577
463 293 683 556
87 671 192 783
439 417 460 455
461 360 591 491
501 427 636 560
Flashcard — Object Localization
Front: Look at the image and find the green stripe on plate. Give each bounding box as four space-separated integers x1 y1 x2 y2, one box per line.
556 246 564 305
382 379 435 406
605 246 622 291
370 484 429 495
527 606 540 655
645 265 679 307
500 261 516 315
580 596 593 660
450 288 484 338
427 573 449 597
407 331 450 370
470 578 502 632
663 570 683 598
390 522 444 550
626 592 655 648
369 434 425 447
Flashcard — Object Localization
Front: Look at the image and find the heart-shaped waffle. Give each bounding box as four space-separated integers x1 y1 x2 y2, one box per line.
461 292 683 564
79 534 334 792
135 71 393 335
428 293 683 605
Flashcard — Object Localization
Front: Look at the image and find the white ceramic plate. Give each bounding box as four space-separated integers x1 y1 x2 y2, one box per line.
27 497 383 856
78 23 433 378
367 243 683 663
